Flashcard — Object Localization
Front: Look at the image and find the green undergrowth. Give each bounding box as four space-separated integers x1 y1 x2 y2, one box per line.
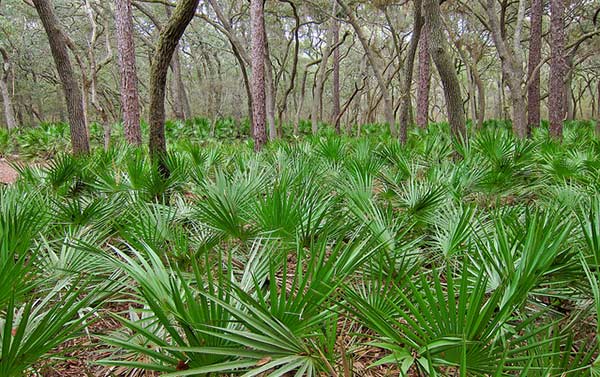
1 121 600 375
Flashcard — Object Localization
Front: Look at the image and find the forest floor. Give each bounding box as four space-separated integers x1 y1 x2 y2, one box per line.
0 159 18 184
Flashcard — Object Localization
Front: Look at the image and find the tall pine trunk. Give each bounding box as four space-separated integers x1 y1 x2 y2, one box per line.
115 0 142 146
549 0 566 138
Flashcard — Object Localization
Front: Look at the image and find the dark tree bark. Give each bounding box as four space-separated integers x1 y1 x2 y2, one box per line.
398 0 423 143
114 0 142 146
549 0 566 139
250 0 267 151
32 0 90 155
148 0 199 165
423 0 466 139
416 28 431 129
527 0 543 134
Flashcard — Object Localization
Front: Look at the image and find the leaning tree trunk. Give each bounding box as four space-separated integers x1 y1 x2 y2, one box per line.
115 0 142 146
398 0 423 142
423 0 466 139
148 0 199 167
416 29 431 129
32 0 89 155
549 0 566 139
250 0 267 151
527 0 543 135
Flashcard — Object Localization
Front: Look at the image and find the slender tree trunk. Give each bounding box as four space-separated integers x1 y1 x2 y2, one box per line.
32 0 89 154
312 32 334 135
486 0 527 138
474 69 485 129
0 79 16 130
336 0 397 136
416 29 431 129
564 57 574 121
332 7 341 134
0 48 16 130
169 48 189 120
597 81 600 134
115 0 142 145
527 0 543 134
549 0 566 138
399 0 423 142
467 67 477 125
148 0 199 166
423 0 466 139
265 46 277 140
250 0 267 151
278 0 300 136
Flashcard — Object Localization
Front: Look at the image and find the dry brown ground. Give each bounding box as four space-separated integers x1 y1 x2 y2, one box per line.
0 159 18 184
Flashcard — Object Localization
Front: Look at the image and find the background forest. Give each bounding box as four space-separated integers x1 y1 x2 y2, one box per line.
1 0 598 140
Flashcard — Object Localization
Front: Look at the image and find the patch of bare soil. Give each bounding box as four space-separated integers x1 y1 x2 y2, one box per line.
0 158 18 184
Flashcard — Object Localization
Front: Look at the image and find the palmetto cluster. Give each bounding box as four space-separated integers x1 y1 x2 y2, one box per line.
2 123 600 376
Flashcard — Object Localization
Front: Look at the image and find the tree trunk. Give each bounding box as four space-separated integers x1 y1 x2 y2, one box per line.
250 0 267 151
416 29 431 129
312 31 334 135
398 0 423 142
115 0 142 146
169 49 187 120
0 79 16 130
486 0 527 138
265 46 277 140
549 0 566 139
332 7 341 134
32 0 89 155
148 0 199 166
473 69 485 129
423 0 466 139
597 82 600 134
0 48 16 130
527 0 543 134
164 4 192 122
336 0 397 136
278 0 300 136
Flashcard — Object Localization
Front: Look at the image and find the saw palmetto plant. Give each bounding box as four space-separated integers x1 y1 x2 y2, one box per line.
2 122 600 376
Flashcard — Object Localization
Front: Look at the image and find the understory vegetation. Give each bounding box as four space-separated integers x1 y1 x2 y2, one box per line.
3 121 600 376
